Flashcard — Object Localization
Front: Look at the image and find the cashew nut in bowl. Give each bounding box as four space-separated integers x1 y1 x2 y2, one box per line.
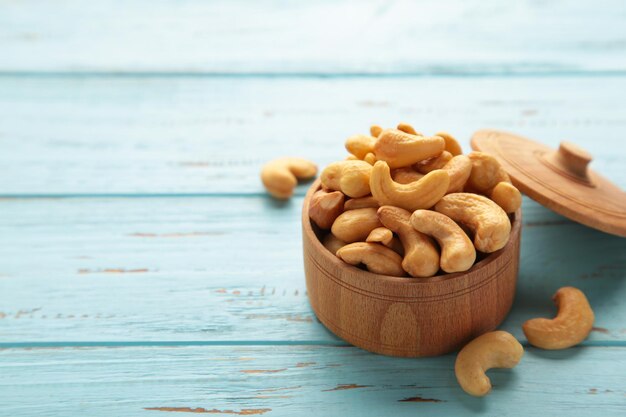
455 331 524 397
416 151 453 174
322 233 346 255
396 122 421 136
343 196 379 211
467 151 503 193
345 134 377 159
331 208 382 243
410 210 476 273
490 181 522 214
370 161 450 211
441 155 472 194
435 193 511 253
308 189 345 230
435 131 463 156
366 227 394 247
261 157 317 199
320 160 372 198
336 242 405 277
373 129 445 168
522 287 594 350
377 205 440 278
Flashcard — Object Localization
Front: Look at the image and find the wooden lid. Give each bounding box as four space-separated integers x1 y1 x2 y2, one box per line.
471 129 626 237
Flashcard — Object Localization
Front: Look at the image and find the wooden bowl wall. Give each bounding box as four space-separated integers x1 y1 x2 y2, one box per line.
302 181 521 357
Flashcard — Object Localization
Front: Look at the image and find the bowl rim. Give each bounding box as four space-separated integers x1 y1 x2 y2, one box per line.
302 179 522 284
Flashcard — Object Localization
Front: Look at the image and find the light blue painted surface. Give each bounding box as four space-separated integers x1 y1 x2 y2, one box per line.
0 1 625 416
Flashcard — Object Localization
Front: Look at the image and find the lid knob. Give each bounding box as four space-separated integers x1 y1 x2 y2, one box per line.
543 141 593 184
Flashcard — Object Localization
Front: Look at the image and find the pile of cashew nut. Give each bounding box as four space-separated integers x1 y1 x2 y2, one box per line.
260 123 595 397
307 123 522 277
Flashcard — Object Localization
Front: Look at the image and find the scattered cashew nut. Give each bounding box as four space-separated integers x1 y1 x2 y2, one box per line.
522 287 594 350
308 189 345 229
435 193 511 253
261 157 317 199
331 207 382 243
410 210 476 273
373 129 445 168
455 331 524 397
345 134 377 159
490 181 522 214
336 242 405 277
370 161 450 211
377 205 440 278
321 160 372 198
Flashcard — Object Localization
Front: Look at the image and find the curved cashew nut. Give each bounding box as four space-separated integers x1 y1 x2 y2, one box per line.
336 242 405 277
308 190 345 230
363 152 377 165
467 151 503 192
261 157 317 199
391 167 424 185
377 206 440 278
322 233 346 255
370 124 383 138
416 151 453 174
441 155 472 194
344 195 379 211
397 122 421 136
321 160 372 198
373 129 445 168
370 161 450 211
366 227 394 247
522 287 594 350
490 181 522 214
331 208 382 243
410 210 476 273
345 134 377 159
435 131 463 156
455 331 524 397
435 193 511 253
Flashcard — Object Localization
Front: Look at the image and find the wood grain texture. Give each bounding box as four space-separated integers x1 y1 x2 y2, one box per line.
0 76 625 195
0 196 624 344
0 345 625 417
1 0 625 74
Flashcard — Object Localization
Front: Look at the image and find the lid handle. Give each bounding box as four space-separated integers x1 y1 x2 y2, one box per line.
543 141 593 184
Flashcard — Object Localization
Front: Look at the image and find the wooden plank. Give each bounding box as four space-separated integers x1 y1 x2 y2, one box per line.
0 76 625 195
0 345 624 416
0 196 624 343
1 0 625 74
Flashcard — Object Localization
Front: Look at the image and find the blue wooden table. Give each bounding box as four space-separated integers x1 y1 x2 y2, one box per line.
1 1 625 415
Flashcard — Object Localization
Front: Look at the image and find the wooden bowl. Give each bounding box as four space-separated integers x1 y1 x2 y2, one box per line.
302 180 522 357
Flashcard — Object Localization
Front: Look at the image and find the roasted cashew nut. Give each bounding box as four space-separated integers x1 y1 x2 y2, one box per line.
455 331 524 397
391 167 424 185
522 287 594 350
435 131 463 156
366 227 394 247
363 152 377 165
370 161 450 211
261 157 317 199
441 155 472 194
396 122 421 136
370 124 383 138
377 205 440 278
345 134 377 159
343 196 379 211
467 151 503 193
416 150 453 174
435 193 511 253
490 181 522 214
336 242 405 277
321 160 372 198
373 129 445 168
410 210 476 273
322 233 346 255
331 208 382 243
308 189 345 230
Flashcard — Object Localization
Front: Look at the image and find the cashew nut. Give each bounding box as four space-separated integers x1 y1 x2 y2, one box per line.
370 161 450 211
410 210 476 273
435 131 463 156
370 124 383 138
260 157 317 199
345 134 377 159
522 287 595 350
321 160 372 198
455 331 524 397
336 242 405 277
322 233 346 255
391 167 424 185
373 129 445 168
377 205 440 278
441 155 472 194
467 151 503 193
397 122 421 136
363 152 377 165
490 181 522 214
308 189 345 230
366 227 394 246
343 195 379 211
345 154 359 161
331 208 382 243
435 193 511 253
416 150 453 174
